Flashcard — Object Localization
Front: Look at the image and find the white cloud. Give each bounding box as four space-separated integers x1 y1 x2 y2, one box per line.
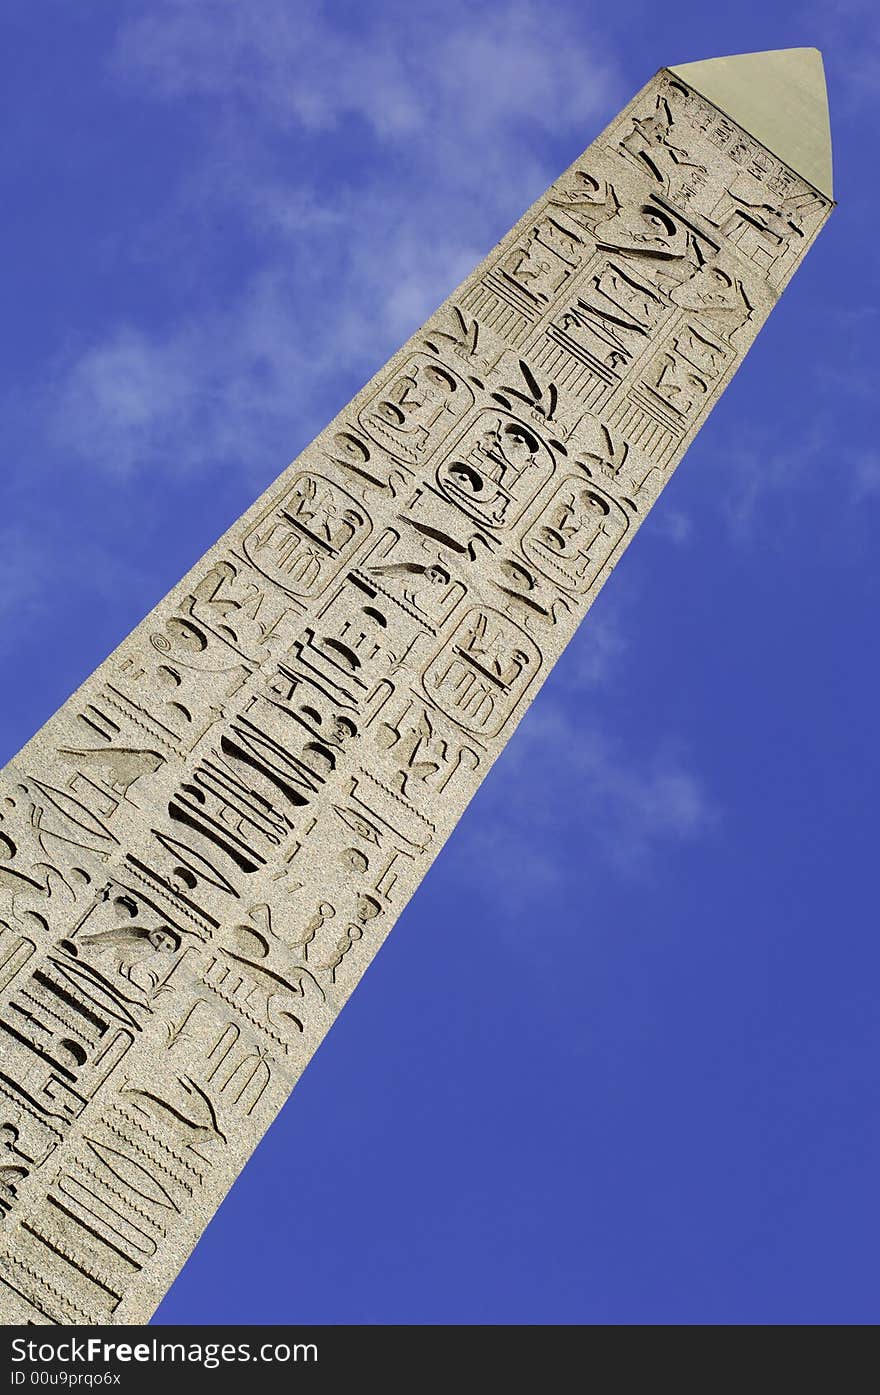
647 507 693 546
0 527 51 639
711 418 829 538
42 3 623 480
43 256 410 481
800 0 880 116
47 271 317 479
562 609 630 692
0 520 149 661
449 599 717 904
8 4 718 894
453 691 717 911
853 452 880 502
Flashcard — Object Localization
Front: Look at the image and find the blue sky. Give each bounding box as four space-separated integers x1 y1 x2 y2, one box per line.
1 0 878 1324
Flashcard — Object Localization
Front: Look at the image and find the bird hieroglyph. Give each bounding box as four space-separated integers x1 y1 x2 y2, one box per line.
0 49 833 1323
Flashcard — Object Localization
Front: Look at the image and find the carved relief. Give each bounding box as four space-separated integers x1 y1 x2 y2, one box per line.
619 90 709 204
368 690 482 801
669 260 753 344
423 608 541 737
61 881 191 1011
435 411 556 532
325 428 414 501
243 474 371 599
188 557 302 663
608 320 731 464
548 170 620 233
167 999 272 1117
358 354 474 466
531 257 670 411
711 176 813 275
423 306 507 378
0 61 832 1323
521 478 629 593
462 217 587 346
104 611 249 755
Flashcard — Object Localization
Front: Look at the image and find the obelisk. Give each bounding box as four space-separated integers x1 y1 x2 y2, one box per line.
0 50 833 1324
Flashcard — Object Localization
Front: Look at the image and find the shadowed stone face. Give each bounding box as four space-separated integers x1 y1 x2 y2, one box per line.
0 49 833 1323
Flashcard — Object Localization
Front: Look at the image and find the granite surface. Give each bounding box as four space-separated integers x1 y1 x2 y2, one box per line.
0 51 832 1323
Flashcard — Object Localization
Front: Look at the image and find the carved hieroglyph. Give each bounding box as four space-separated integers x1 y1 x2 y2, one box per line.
0 50 833 1324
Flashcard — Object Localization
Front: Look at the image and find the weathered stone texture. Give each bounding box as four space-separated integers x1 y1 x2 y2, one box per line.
0 53 832 1323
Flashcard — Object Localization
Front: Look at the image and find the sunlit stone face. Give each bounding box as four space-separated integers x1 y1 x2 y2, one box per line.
0 49 833 1324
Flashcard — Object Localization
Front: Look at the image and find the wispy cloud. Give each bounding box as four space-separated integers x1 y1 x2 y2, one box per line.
713 421 829 538
0 520 148 659
37 2 622 480
852 452 880 502
112 0 621 158
800 0 880 117
452 692 717 912
560 603 631 692
0 527 51 640
645 507 693 547
453 575 718 902
3 6 727 901
708 399 880 548
45 267 346 481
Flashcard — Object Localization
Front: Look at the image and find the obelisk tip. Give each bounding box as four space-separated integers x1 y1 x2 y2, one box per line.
667 47 833 198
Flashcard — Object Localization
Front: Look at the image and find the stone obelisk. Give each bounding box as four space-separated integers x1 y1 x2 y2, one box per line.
0 50 833 1324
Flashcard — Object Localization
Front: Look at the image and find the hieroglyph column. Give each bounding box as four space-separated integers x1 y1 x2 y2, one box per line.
0 50 833 1323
